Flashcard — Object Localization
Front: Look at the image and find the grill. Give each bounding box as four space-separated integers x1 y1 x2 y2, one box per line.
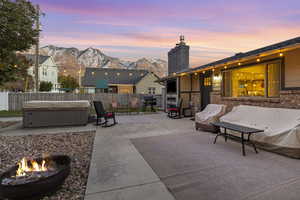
143 96 156 112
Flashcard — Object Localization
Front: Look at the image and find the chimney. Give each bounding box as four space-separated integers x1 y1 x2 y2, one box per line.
168 36 190 75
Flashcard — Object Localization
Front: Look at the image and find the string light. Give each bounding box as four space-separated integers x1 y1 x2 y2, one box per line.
194 72 198 75
257 58 260 62
224 66 227 69
238 62 241 66
279 53 283 57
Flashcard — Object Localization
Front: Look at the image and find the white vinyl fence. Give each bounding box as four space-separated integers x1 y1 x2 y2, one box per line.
0 92 9 111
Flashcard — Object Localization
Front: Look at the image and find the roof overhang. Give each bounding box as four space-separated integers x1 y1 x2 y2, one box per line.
109 84 134 86
158 42 300 82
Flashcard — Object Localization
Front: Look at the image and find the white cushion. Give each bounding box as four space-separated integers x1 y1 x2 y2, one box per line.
195 104 225 122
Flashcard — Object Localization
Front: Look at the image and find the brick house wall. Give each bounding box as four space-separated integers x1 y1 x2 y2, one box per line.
211 90 300 111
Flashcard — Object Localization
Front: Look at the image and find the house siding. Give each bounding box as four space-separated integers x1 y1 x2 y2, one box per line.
118 85 134 94
284 48 300 88
210 48 300 110
135 73 163 94
27 57 58 91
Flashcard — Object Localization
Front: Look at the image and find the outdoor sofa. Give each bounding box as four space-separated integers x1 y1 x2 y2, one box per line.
195 104 227 132
220 105 300 158
23 100 90 128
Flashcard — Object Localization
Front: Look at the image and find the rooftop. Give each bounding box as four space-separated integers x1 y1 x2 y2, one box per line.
24 54 51 65
161 36 300 81
82 68 150 86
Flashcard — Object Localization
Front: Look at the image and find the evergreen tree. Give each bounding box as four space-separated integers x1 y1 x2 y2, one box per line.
0 0 40 85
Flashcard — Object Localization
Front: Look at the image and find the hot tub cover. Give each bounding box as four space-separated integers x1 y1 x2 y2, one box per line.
220 105 300 157
23 100 90 110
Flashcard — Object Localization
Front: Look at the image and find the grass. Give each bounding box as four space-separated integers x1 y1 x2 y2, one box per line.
0 110 22 118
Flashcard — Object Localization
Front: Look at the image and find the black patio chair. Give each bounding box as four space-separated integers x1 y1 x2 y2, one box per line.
93 101 117 127
167 98 183 119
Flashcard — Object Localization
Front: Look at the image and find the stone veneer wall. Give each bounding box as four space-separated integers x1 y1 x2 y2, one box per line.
211 90 300 111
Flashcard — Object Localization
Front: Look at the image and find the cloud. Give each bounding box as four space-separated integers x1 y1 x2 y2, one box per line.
33 0 300 66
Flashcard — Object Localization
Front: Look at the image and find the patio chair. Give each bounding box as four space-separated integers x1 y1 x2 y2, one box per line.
167 98 183 119
93 101 117 127
195 104 227 132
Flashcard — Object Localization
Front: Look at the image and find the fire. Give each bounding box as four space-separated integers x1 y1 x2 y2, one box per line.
16 157 48 177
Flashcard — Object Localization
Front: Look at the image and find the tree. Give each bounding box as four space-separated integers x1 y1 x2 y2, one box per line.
39 81 53 92
58 75 79 92
1 54 34 91
0 0 40 85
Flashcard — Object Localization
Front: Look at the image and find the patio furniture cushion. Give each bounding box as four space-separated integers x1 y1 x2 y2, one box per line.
195 104 227 132
168 108 179 111
105 112 114 118
220 105 300 158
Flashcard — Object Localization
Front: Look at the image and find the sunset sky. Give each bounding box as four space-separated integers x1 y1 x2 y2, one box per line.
31 0 300 67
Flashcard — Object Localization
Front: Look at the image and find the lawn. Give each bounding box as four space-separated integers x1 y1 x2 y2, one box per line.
0 110 22 118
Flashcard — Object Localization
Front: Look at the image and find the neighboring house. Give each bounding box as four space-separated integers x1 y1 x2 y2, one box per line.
25 54 59 91
160 36 300 110
82 68 164 94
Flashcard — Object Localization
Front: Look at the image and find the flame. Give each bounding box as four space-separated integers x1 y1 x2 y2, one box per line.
16 157 48 177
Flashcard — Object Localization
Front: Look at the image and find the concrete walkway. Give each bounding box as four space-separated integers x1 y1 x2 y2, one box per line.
0 117 96 136
84 114 194 200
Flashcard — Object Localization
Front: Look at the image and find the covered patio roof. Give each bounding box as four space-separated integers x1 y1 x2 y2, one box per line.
159 36 300 82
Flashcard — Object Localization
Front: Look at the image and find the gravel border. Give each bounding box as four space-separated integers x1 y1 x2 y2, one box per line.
0 131 95 200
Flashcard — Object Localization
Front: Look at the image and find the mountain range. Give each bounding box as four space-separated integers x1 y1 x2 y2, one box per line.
35 45 167 78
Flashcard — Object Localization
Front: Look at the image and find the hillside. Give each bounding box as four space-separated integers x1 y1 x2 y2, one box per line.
37 45 167 78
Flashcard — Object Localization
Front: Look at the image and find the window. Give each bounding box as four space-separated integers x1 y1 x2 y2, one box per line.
42 68 47 76
223 62 280 97
204 77 212 86
148 87 156 94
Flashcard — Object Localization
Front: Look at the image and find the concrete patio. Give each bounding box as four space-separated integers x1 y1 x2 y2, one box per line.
84 113 193 200
84 113 300 200
1 113 300 200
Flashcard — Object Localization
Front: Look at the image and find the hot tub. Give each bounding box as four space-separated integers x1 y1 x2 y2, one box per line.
23 101 90 128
